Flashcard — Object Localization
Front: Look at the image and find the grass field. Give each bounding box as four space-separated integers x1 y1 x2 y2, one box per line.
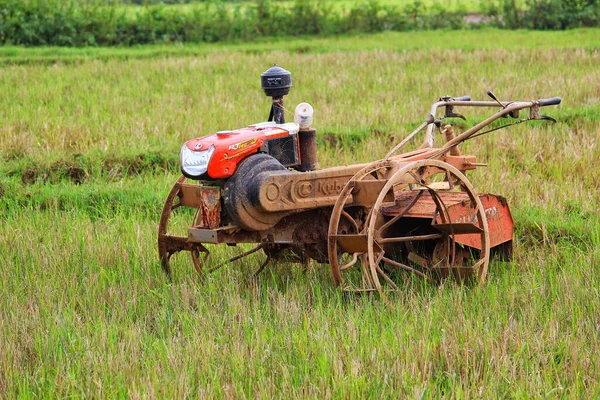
1 28 600 397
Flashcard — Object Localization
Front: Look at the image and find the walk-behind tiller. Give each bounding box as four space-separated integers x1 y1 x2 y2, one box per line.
158 66 561 293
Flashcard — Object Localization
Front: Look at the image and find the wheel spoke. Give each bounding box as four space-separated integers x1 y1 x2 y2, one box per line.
377 190 424 235
427 187 457 266
375 265 400 291
360 253 374 289
340 210 360 232
364 159 490 290
407 252 429 269
340 252 360 271
381 256 434 283
444 169 456 189
207 244 264 273
327 159 400 290
377 233 444 244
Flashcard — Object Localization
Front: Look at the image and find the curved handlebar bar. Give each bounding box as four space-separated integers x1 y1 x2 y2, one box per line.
385 94 562 159
417 96 561 153
538 97 562 107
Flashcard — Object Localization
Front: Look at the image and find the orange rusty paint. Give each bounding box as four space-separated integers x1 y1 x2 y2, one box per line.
199 187 221 229
383 191 513 249
455 194 513 249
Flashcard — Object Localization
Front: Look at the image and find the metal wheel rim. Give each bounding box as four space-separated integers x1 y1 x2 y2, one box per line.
366 159 490 293
327 159 400 289
157 175 206 277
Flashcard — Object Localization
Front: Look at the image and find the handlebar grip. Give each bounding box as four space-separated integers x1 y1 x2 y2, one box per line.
453 95 471 102
538 97 561 106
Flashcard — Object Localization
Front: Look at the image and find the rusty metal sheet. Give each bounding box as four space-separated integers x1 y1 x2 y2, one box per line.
178 183 203 207
351 179 393 207
177 184 221 231
179 185 222 230
383 190 470 218
440 194 513 249
381 191 513 249
188 228 219 244
433 222 484 235
459 194 513 249
330 234 384 254
199 187 221 229
188 225 260 245
330 234 369 253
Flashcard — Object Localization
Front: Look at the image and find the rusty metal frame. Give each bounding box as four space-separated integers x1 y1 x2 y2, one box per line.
159 95 559 290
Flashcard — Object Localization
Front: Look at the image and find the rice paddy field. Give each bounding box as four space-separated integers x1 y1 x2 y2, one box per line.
1 28 600 397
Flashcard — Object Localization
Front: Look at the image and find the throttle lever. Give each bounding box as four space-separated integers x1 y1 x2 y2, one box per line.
487 90 506 109
531 97 560 122
441 95 468 121
444 110 466 121
539 115 557 123
529 104 557 123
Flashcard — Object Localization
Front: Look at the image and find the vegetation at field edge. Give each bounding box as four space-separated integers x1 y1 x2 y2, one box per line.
0 0 599 47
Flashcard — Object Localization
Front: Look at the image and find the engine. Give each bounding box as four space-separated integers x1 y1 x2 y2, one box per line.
180 65 317 181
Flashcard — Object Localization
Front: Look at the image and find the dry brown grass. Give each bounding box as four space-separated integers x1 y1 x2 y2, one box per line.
1 31 599 398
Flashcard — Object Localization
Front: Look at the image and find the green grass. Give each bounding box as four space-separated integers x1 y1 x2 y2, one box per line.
0 28 598 65
1 29 600 397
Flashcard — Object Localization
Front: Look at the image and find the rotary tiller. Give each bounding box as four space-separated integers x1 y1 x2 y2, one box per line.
158 65 561 293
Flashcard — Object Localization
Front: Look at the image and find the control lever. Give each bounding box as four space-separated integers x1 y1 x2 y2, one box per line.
488 90 520 118
487 90 505 108
444 108 466 121
538 115 557 123
531 97 560 122
441 95 468 121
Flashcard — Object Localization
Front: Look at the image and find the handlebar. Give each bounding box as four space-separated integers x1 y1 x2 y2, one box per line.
538 97 562 107
453 95 471 102
386 94 561 159
419 95 561 151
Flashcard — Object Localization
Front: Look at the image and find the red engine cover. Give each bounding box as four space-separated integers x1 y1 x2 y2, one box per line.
184 122 298 179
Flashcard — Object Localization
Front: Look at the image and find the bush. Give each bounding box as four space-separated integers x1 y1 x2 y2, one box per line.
483 0 600 29
0 0 598 47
